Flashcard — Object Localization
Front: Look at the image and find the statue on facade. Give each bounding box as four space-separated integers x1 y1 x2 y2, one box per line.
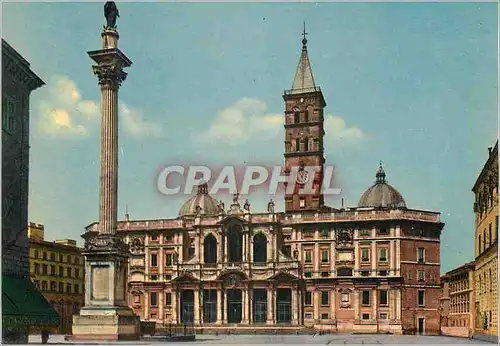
218 200 225 213
243 199 251 211
233 192 240 204
104 1 120 29
267 198 275 213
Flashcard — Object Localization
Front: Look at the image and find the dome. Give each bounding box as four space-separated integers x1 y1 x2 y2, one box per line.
358 164 407 208
178 182 220 217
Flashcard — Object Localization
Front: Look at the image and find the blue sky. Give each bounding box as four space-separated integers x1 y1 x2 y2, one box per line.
2 2 497 273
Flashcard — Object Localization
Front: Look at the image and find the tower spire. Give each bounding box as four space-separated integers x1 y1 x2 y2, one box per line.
291 23 316 94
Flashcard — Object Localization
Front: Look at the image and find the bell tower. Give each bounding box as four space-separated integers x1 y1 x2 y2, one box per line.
283 25 326 212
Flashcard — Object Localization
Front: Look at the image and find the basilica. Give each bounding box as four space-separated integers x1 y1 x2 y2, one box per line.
84 33 444 335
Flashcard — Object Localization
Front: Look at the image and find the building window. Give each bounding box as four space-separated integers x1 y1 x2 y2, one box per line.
34 263 40 274
379 270 388 276
34 250 39 259
337 268 353 277
50 281 56 291
34 280 40 289
305 292 312 306
489 223 492 246
59 254 64 262
321 291 329 306
50 265 55 276
361 271 370 277
150 292 158 307
418 270 425 282
304 272 312 278
151 233 158 241
41 281 47 291
362 313 370 320
67 267 72 278
59 267 64 277
321 229 330 238
165 234 173 241
321 313 329 320
42 264 47 275
362 291 370 306
417 248 425 262
66 283 72 293
379 313 388 320
75 269 80 278
165 293 172 306
304 251 312 263
377 228 389 235
165 275 172 280
378 248 387 262
74 284 79 294
299 198 305 208
294 110 300 124
151 275 158 281
165 253 173 266
283 245 291 257
418 290 425 307
321 250 329 263
361 248 370 262
50 253 55 261
151 253 158 267
321 272 329 277
59 283 64 293
359 229 370 236
379 290 388 306
305 313 313 319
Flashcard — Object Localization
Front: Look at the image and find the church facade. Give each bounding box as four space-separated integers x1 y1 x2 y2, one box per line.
84 33 444 335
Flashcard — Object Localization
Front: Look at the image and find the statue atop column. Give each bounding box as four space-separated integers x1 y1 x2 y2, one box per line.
104 1 120 29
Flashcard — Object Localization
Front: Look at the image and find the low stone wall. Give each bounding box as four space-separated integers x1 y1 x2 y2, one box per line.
441 326 471 338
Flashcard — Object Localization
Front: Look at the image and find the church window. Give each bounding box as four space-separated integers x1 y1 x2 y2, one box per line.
227 225 243 263
204 234 217 264
253 233 267 263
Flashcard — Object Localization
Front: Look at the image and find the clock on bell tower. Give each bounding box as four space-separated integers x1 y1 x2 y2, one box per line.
282 25 326 213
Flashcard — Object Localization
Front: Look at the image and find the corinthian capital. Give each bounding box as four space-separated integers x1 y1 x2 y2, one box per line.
92 62 127 89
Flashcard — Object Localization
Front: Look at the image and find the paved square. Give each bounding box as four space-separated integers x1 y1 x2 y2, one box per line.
29 334 493 345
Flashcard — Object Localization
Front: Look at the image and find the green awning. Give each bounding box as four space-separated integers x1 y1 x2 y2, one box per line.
2 275 60 328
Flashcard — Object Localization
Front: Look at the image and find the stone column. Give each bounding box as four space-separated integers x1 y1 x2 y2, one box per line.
267 287 273 324
172 287 178 324
330 289 336 321
242 289 249 324
222 290 228 324
194 288 200 325
371 241 377 274
248 287 253 324
354 290 360 320
216 289 222 324
313 290 320 322
292 288 298 324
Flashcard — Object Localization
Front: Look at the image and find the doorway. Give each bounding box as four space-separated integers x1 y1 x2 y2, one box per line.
227 289 242 323
417 317 425 335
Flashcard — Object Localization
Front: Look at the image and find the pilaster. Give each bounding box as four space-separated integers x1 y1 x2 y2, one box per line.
216 289 222 324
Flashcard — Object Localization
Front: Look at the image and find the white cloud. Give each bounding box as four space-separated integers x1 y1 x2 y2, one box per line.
37 75 98 137
324 115 364 144
195 97 364 148
120 104 163 138
195 97 282 144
